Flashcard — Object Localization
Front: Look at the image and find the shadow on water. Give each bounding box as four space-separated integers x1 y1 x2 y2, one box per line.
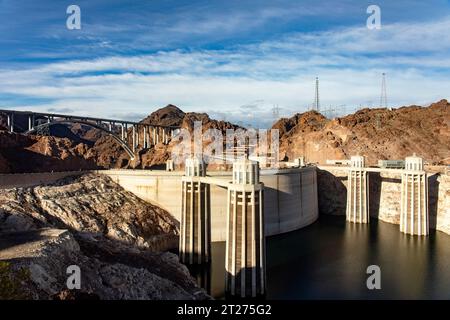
188 243 226 299
190 215 450 300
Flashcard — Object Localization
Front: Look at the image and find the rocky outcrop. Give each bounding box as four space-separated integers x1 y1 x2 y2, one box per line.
140 104 185 127
0 173 209 300
86 105 241 170
0 173 178 251
0 131 98 174
0 229 208 300
275 100 450 165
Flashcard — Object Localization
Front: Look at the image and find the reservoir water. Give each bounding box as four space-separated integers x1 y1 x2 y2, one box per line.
191 215 450 299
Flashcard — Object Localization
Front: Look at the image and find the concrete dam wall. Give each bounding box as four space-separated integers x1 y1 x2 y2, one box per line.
99 167 319 242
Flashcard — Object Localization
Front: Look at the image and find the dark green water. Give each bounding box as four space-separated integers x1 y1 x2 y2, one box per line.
191 216 450 299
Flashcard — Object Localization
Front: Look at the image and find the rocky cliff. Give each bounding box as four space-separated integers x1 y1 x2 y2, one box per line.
89 105 241 170
3 100 448 173
0 173 208 300
0 130 98 173
274 100 450 165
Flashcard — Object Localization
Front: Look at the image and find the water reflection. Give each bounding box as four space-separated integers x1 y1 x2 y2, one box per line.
190 216 450 299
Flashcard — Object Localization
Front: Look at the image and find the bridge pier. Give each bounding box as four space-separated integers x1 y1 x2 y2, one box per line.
226 158 266 298
143 126 147 149
136 126 140 148
9 114 14 133
150 127 153 146
179 157 211 264
346 156 369 224
152 127 156 146
28 115 34 131
6 114 13 132
132 125 136 152
400 155 429 236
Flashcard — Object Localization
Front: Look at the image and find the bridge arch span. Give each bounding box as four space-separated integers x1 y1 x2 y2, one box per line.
25 120 135 160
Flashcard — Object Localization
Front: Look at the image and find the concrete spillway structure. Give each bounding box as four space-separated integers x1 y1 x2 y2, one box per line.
346 156 369 223
179 157 211 264
226 158 265 298
400 156 429 236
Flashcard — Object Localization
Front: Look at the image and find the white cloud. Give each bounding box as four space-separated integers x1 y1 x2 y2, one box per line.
1 16 450 127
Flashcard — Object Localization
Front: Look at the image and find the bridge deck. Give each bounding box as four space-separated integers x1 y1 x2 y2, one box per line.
0 108 180 129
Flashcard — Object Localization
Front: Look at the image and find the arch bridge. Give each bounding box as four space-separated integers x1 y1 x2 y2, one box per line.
0 109 181 160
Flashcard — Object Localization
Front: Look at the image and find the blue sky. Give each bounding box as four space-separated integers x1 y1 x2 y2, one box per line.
1 0 450 127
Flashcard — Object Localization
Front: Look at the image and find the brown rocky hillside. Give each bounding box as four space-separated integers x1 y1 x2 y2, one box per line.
0 131 98 173
0 104 240 173
1 100 449 173
274 99 450 165
88 104 240 170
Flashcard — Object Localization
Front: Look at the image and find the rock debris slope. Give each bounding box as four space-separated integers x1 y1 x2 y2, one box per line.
0 173 208 300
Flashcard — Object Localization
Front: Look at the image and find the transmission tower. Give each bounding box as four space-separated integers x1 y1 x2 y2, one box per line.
380 73 387 108
322 105 336 119
313 77 320 111
272 104 280 120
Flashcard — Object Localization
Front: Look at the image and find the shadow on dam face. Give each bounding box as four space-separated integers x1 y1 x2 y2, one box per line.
428 174 440 230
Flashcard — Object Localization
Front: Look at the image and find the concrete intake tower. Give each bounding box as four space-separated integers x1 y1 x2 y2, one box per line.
400 155 429 236
226 158 266 298
346 156 369 224
179 157 211 264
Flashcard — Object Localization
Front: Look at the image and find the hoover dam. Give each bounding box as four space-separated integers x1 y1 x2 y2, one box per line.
0 109 449 299
99 166 319 241
0 166 320 242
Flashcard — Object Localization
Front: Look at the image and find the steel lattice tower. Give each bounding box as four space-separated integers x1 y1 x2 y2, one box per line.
314 77 320 111
380 73 387 108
